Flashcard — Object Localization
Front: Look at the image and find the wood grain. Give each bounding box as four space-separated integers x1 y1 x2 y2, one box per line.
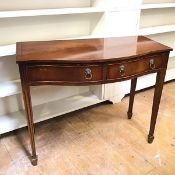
16 36 172 165
16 36 172 63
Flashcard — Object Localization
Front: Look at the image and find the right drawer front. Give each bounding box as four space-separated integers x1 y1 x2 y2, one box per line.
107 56 164 80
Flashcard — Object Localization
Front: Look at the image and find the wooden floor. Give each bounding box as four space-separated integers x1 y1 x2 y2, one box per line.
1 81 175 175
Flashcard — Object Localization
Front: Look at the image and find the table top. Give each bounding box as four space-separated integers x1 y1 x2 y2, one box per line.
16 36 172 63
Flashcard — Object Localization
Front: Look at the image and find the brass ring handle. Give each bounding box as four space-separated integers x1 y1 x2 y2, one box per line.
118 65 125 76
150 59 155 69
84 68 92 80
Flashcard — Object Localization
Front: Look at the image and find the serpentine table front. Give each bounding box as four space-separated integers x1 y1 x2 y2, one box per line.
16 36 172 165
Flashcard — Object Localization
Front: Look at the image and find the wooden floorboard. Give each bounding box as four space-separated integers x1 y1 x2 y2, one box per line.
0 81 175 175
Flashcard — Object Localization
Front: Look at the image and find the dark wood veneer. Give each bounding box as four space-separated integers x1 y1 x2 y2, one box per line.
16 36 171 63
16 36 172 166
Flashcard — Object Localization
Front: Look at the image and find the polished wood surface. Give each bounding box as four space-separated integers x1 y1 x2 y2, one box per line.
16 36 172 165
1 81 175 174
127 78 137 119
22 54 168 86
148 69 167 143
27 64 104 85
16 36 172 63
19 65 38 165
107 55 166 81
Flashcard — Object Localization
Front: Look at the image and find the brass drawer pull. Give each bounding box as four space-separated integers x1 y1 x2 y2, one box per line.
150 59 155 69
84 68 92 80
118 65 125 76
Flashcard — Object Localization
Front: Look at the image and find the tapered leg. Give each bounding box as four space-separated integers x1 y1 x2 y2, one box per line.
21 84 37 165
127 78 137 119
148 69 166 144
19 65 37 166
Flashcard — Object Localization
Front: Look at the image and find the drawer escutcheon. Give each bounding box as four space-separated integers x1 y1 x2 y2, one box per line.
149 59 155 69
118 65 125 76
84 68 93 80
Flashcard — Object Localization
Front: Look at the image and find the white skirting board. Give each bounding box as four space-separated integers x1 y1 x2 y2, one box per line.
0 91 104 134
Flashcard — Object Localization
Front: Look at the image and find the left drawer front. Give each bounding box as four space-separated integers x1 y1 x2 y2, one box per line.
27 65 104 84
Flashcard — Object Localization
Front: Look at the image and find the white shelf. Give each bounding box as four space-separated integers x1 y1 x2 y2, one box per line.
170 50 175 58
139 24 175 35
0 44 16 57
68 34 105 40
147 32 175 58
0 80 21 98
0 7 105 18
0 91 104 134
165 66 175 81
168 56 175 69
141 3 175 9
136 65 175 92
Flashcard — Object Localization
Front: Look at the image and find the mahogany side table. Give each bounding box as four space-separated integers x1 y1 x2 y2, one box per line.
16 36 172 165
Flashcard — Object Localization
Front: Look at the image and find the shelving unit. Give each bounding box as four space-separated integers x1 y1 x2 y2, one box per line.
0 91 104 134
138 0 175 88
0 7 105 18
148 31 175 56
4 0 174 134
1 14 106 45
0 80 20 98
0 44 16 57
139 24 175 35
168 56 175 69
141 3 175 9
0 0 107 134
